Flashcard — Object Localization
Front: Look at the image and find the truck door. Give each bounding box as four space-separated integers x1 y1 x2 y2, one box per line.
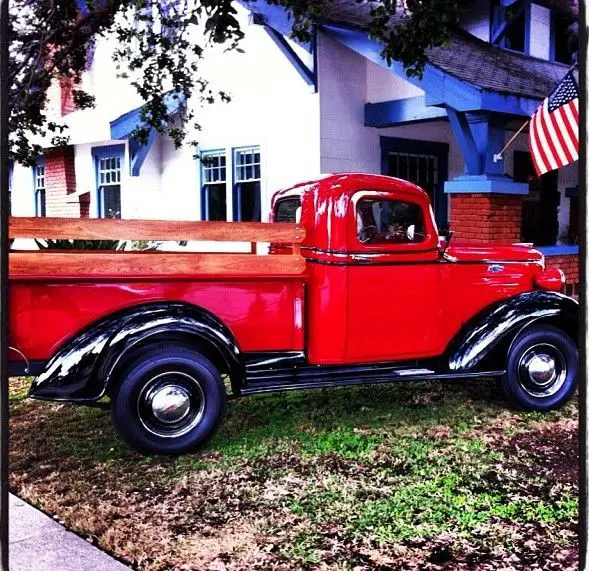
345 191 442 363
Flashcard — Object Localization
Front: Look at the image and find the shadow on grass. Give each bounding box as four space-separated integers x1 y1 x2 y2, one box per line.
10 377 512 467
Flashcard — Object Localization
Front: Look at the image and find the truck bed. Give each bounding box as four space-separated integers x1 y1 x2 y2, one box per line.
8 217 307 362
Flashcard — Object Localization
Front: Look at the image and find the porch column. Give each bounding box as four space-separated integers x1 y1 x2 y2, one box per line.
444 109 528 243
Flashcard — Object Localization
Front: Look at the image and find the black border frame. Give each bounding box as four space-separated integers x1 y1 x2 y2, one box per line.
0 0 9 568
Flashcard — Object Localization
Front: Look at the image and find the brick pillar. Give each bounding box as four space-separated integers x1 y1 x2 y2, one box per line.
60 77 77 116
450 194 523 243
45 146 81 217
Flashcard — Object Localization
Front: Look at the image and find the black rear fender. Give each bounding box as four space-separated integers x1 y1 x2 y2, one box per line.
445 291 579 373
29 302 245 402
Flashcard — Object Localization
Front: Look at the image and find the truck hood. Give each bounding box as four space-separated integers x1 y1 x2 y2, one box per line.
445 241 544 264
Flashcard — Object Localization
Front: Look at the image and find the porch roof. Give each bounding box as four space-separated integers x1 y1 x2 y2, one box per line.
320 1 570 100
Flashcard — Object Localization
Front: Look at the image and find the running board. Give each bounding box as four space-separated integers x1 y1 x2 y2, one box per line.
242 364 505 395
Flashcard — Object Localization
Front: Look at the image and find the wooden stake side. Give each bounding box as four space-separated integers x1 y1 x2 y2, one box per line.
9 251 306 280
9 217 305 244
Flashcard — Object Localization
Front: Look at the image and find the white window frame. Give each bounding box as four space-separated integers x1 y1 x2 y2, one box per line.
200 150 228 221
232 146 262 222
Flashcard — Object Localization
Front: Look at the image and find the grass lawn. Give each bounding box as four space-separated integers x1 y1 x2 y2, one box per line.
9 377 578 570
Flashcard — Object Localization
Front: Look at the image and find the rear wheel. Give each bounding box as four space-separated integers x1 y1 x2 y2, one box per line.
111 346 226 454
501 325 577 411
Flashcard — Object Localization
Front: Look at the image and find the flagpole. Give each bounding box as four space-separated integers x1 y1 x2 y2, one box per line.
492 61 579 164
493 119 530 163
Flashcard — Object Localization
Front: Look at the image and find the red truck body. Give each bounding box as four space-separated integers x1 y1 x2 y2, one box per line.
8 173 578 454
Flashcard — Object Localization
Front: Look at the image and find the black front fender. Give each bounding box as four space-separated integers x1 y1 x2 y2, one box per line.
446 291 578 372
29 302 244 402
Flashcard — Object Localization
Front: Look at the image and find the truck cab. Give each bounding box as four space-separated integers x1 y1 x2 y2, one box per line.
10 173 578 455
271 173 570 366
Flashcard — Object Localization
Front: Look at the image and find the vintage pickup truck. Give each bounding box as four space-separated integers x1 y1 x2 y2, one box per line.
8 173 578 454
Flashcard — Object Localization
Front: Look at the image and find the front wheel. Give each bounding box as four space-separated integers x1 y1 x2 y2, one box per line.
501 325 578 411
111 346 226 454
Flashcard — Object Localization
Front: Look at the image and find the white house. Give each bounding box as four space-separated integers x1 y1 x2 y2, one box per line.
9 0 580 292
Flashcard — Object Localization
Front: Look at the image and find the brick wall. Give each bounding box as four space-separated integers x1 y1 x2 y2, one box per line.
44 146 81 217
449 193 579 297
450 194 523 243
546 254 580 296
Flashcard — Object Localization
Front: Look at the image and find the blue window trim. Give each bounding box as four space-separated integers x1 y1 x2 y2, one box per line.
549 9 556 61
538 245 579 256
32 157 46 217
91 144 125 218
380 137 449 226
232 146 262 222
490 0 530 55
199 149 227 221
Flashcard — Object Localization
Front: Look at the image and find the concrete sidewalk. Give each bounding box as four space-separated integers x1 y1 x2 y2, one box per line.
9 494 129 570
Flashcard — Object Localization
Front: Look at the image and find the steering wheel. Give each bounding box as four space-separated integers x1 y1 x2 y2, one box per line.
358 225 377 244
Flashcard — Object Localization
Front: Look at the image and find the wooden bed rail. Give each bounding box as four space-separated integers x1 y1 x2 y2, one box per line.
9 217 306 279
9 217 306 244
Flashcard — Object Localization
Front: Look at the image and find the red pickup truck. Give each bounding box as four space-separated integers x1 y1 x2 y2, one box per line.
8 173 578 454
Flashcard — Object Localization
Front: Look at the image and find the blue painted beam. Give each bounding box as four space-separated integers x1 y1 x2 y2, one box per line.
262 25 316 89
110 107 142 140
446 107 481 175
479 92 541 116
130 128 157 177
243 2 312 52
365 97 447 127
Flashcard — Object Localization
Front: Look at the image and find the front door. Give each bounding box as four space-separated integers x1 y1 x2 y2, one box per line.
381 137 449 227
514 151 559 246
345 191 442 363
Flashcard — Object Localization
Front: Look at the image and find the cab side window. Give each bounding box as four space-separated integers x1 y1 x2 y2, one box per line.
275 198 301 223
357 199 425 245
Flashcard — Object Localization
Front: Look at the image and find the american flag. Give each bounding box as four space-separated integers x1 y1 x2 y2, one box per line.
529 68 579 176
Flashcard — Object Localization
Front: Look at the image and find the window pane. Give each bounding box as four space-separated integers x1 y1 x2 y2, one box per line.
505 6 525 52
275 198 301 223
388 154 398 178
202 152 226 185
234 147 261 182
204 183 227 221
35 189 46 217
103 185 121 218
357 198 425 245
236 181 261 222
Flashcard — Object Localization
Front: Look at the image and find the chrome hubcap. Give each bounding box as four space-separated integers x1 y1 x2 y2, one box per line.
518 343 567 398
149 385 191 424
137 372 205 439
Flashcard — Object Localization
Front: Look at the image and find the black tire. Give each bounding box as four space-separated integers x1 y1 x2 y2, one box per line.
111 346 226 454
501 324 578 411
